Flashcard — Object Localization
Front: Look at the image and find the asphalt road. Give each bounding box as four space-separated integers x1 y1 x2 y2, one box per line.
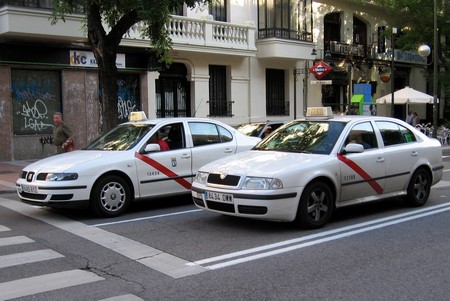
1 150 450 300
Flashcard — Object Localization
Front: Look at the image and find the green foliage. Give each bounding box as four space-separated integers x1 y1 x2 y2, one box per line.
353 0 449 97
50 0 210 63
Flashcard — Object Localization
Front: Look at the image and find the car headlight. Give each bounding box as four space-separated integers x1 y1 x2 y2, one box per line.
242 177 283 190
45 173 78 181
195 171 209 184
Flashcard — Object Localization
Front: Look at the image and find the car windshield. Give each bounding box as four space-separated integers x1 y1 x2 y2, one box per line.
237 123 265 137
84 123 154 151
253 120 346 154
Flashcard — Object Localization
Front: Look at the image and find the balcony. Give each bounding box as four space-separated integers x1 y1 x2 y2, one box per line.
327 41 366 57
123 15 257 57
0 4 257 57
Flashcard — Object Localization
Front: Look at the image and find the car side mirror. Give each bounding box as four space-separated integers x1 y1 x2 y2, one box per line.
141 143 161 154
342 143 364 154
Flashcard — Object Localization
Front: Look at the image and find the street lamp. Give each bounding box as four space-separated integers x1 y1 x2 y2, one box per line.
417 0 438 138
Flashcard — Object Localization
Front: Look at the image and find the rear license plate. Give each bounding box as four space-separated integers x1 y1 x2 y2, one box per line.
21 184 37 194
205 191 233 203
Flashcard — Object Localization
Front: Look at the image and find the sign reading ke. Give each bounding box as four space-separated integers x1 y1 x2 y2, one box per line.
309 61 333 80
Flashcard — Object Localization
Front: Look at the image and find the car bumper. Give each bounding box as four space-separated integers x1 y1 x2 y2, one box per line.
191 186 300 222
16 180 91 208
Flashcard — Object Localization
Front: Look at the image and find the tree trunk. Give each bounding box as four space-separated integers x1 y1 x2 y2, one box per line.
87 4 119 133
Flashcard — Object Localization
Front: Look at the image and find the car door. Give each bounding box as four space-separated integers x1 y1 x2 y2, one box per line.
135 122 193 197
338 121 386 203
375 121 419 193
188 121 237 172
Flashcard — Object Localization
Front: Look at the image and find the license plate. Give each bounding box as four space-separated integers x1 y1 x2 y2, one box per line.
21 184 38 194
205 191 233 203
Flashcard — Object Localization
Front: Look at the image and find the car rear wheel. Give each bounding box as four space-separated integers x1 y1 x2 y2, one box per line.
295 181 334 229
91 175 131 217
404 168 431 207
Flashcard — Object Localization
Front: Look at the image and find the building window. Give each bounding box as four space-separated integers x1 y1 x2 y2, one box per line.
258 0 312 41
209 65 231 117
210 0 227 22
266 69 287 116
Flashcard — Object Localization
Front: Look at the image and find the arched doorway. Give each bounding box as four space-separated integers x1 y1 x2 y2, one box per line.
156 63 191 117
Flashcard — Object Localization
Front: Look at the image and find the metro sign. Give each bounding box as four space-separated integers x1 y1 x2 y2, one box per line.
309 61 333 80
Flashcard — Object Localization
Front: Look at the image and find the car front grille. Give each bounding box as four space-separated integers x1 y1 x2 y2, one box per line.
238 205 268 215
19 192 47 200
207 173 241 186
206 201 235 213
193 197 205 207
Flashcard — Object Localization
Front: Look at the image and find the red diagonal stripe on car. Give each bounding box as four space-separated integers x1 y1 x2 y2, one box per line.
135 152 192 190
337 154 383 194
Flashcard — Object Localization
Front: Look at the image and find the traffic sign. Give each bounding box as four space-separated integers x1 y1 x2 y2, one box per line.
309 61 333 79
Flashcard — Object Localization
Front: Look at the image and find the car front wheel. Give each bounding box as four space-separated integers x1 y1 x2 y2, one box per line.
91 175 131 217
295 181 334 229
404 168 431 207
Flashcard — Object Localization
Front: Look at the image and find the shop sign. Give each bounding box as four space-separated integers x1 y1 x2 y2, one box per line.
70 50 126 68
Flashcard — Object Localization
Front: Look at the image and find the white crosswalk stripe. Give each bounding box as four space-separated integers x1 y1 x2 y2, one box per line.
98 294 145 301
0 225 10 232
0 235 34 247
0 249 64 269
0 269 104 300
0 224 104 300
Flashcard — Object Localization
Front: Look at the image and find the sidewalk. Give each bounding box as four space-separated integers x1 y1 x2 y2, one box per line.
0 160 35 194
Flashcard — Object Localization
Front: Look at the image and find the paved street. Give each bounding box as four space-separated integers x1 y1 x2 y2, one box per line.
0 148 449 300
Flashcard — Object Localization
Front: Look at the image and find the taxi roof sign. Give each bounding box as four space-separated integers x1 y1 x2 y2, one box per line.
129 111 147 121
306 107 333 118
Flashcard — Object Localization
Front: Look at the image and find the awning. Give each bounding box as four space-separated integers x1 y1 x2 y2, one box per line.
350 94 364 103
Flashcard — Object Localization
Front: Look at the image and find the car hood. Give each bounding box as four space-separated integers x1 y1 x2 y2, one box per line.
200 150 327 177
22 150 129 173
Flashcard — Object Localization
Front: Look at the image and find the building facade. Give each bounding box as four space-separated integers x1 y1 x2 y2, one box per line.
0 0 438 160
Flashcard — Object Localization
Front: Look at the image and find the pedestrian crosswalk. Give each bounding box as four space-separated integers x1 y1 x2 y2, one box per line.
0 224 143 301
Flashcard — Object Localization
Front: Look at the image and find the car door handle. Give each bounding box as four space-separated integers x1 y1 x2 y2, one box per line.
181 154 191 159
376 157 385 163
411 151 418 157
224 148 234 153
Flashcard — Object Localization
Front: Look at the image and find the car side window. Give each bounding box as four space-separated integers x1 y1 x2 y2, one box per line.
189 122 224 147
218 125 233 142
345 122 377 150
167 122 185 150
376 121 417 146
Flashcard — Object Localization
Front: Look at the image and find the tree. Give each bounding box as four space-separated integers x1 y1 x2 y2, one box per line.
354 0 449 97
51 0 210 132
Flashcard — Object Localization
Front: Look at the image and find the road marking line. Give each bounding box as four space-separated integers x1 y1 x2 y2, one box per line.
432 180 450 188
0 235 34 247
92 209 202 227
0 225 10 232
0 180 16 188
191 203 450 270
0 269 104 300
98 294 145 301
0 198 207 279
0 249 64 269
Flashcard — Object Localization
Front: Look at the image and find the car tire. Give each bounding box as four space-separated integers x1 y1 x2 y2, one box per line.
91 175 131 217
295 181 334 229
404 168 431 207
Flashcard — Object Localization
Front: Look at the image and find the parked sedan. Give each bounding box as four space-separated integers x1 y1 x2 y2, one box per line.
192 107 444 229
237 121 286 139
16 112 261 217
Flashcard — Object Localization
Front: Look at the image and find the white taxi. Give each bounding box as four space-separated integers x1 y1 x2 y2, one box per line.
16 112 260 217
191 107 444 229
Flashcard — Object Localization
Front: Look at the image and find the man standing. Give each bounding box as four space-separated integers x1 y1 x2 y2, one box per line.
52 112 75 153
406 110 414 125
